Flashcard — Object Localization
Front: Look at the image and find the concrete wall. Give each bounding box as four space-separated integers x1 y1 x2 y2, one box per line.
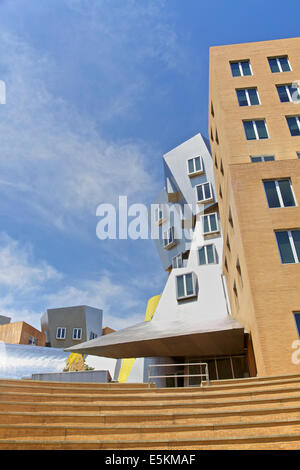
31 370 111 383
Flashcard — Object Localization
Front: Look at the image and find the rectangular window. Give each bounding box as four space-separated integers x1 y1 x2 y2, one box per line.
154 205 163 224
230 60 252 77
202 213 219 235
198 244 217 265
297 152 300 159
286 116 300 136
294 313 300 338
172 253 183 269
268 56 291 73
187 156 203 176
263 179 296 208
176 273 197 300
56 327 66 340
236 88 260 106
196 182 213 203
89 332 98 340
275 230 300 264
243 120 268 140
28 336 37 345
277 84 300 103
163 226 176 249
251 155 275 162
72 328 82 340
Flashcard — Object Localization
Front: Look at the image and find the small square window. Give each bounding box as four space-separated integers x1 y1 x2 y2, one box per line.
154 205 164 224
286 116 300 136
198 244 217 265
187 156 203 177
196 182 213 204
73 328 82 340
172 253 183 269
236 88 260 106
202 213 219 235
268 56 291 73
294 313 300 338
263 179 296 208
243 120 268 140
275 230 300 264
277 84 300 103
176 272 197 300
163 226 176 250
251 155 275 162
230 60 252 77
56 327 66 340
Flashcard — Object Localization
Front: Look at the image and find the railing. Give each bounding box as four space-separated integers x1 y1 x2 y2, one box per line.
147 362 209 388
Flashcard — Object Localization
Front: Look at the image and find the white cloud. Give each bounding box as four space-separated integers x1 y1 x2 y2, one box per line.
0 32 159 232
0 233 61 292
0 234 146 330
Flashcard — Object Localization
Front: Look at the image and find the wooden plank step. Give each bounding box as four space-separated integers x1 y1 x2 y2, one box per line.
1 432 300 449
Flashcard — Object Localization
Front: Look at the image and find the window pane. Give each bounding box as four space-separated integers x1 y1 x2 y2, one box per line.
197 185 204 201
278 179 295 207
204 183 212 200
185 273 194 296
241 61 251 76
251 157 262 162
206 245 215 264
291 230 300 262
294 313 300 338
269 58 279 73
264 156 275 161
264 181 280 208
275 231 295 263
236 89 248 106
279 57 291 72
248 88 259 105
243 121 256 140
255 120 268 139
287 117 300 136
188 159 194 174
203 216 209 233
194 157 201 172
209 214 217 232
277 85 289 102
177 276 185 298
230 62 240 77
199 247 206 265
288 84 300 102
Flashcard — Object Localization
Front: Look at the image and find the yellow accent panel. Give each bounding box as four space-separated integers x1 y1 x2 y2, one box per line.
118 358 136 383
117 294 161 383
144 295 161 322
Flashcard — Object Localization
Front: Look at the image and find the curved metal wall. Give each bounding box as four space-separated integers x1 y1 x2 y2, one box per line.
0 342 70 379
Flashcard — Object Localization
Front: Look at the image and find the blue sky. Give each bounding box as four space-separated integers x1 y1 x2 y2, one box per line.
0 0 299 330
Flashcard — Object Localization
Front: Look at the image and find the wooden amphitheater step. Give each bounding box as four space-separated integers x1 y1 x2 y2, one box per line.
1 404 300 428
2 393 300 415
1 417 300 440
2 378 300 400
1 432 300 450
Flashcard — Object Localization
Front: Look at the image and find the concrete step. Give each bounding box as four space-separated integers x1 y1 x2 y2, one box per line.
1 432 300 449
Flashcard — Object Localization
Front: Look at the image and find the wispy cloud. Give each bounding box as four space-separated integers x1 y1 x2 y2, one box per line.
0 233 148 330
0 31 160 233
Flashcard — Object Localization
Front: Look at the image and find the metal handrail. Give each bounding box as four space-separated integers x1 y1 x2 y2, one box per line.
147 362 209 388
